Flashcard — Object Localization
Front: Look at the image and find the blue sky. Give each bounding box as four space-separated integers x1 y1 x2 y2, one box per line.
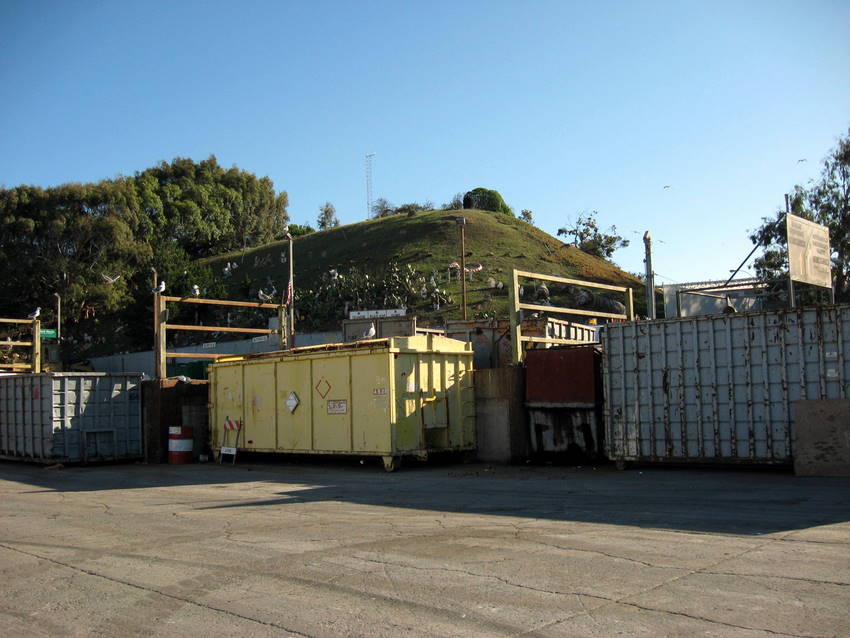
2 0 848 283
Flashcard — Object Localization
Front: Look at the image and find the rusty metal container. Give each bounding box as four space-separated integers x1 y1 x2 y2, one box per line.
445 319 513 369
0 373 143 463
602 305 850 465
208 334 475 470
342 317 444 342
524 346 604 461
446 318 598 369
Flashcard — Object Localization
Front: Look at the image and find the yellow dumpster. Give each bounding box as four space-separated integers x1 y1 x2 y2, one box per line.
208 334 475 470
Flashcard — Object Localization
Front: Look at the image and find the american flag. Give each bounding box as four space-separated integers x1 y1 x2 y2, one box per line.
285 278 293 306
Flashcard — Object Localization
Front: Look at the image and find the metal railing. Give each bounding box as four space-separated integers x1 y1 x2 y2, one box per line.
508 269 634 364
0 318 41 373
154 294 286 379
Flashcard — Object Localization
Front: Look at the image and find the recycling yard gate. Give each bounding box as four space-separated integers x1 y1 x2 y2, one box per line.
602 304 850 466
208 334 475 471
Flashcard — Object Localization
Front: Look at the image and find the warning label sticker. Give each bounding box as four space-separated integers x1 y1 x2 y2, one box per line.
327 399 348 414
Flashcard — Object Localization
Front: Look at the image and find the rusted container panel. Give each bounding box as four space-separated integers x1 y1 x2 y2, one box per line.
525 346 601 405
446 318 598 369
602 305 850 465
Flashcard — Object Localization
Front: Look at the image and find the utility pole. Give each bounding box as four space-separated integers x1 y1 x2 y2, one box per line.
643 231 656 319
456 217 468 319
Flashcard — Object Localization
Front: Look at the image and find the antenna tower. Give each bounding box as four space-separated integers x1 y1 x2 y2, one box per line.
365 153 375 217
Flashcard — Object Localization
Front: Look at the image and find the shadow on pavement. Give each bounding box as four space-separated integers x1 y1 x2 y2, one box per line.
2 458 849 536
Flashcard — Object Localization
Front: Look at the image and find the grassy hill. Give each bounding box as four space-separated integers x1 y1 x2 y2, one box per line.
201 209 645 329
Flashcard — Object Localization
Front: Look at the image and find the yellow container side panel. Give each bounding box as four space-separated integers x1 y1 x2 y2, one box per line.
275 358 313 451
311 356 352 452
243 362 277 450
447 355 476 448
350 353 392 453
393 353 422 452
419 353 446 449
211 364 243 448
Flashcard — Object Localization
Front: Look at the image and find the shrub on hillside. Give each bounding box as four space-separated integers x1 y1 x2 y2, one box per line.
462 187 513 215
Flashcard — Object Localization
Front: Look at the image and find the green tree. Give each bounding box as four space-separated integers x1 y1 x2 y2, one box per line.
317 202 339 229
557 211 629 260
134 156 288 257
0 156 289 358
520 209 534 225
288 223 315 237
750 129 850 302
462 187 513 215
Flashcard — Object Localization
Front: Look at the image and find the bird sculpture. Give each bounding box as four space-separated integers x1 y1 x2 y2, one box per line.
28 307 41 319
101 273 121 284
361 322 376 340
152 281 165 294
191 285 200 298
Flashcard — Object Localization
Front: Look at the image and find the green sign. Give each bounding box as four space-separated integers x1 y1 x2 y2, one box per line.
40 328 57 339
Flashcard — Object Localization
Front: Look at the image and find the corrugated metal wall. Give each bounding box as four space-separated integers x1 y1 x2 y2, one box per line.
602 305 850 464
0 373 143 463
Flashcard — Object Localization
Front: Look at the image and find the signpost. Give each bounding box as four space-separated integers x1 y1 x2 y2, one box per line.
786 214 833 306
39 328 57 339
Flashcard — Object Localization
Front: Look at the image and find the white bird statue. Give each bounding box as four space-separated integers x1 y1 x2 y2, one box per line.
28 307 41 319
191 284 200 298
152 281 165 294
362 322 376 340
101 273 121 284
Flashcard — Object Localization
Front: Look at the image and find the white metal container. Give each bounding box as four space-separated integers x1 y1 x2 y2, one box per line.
602 305 850 464
0 373 143 463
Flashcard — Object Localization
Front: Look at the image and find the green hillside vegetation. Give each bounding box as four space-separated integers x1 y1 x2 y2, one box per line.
203 209 644 331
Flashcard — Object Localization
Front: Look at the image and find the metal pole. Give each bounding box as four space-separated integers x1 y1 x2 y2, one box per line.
54 293 61 342
509 269 522 365
785 195 796 309
459 221 467 320
288 234 295 348
643 231 655 320
152 268 163 379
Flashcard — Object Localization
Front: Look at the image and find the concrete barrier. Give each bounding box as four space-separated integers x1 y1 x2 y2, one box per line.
474 368 528 463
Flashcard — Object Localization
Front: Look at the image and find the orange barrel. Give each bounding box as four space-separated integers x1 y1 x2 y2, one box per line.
168 426 193 464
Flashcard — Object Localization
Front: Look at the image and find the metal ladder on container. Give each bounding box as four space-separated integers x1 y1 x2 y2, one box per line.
219 417 243 465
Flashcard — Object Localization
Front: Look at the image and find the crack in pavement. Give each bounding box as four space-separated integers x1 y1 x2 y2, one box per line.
352 552 831 638
0 542 314 638
517 535 850 587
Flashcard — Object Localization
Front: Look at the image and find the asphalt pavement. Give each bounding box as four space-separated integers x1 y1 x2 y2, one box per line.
1 459 848 637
